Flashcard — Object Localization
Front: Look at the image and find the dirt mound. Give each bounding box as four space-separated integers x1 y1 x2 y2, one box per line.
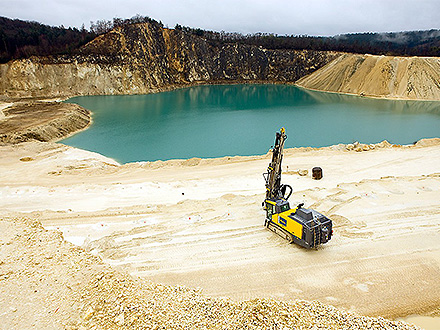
0 101 91 144
296 54 440 100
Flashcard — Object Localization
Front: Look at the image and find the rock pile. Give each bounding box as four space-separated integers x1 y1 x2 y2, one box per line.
345 140 394 152
0 217 419 329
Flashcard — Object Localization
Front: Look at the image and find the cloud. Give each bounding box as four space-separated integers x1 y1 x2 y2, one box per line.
1 0 439 35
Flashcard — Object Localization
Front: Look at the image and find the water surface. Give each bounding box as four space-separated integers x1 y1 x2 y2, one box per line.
64 85 440 163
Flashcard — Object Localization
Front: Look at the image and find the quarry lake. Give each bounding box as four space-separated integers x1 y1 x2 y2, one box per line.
64 84 440 163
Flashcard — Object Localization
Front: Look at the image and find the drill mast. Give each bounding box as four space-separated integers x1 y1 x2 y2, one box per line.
264 127 292 202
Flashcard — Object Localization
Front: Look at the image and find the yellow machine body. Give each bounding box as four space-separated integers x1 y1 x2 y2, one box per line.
266 200 302 239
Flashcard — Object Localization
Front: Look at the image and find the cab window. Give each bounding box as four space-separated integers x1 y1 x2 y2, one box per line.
280 204 290 213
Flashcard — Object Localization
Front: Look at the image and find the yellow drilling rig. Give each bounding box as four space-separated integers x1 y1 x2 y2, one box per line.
262 128 332 248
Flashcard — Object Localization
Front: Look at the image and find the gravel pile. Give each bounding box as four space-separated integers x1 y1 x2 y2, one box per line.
0 217 420 329
80 271 419 329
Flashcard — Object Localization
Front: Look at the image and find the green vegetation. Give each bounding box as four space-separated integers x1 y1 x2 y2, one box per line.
0 17 95 63
90 14 162 35
182 27 440 57
1 14 439 64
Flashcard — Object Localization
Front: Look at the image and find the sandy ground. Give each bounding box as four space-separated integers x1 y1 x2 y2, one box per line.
1 139 439 328
0 101 91 144
296 54 440 101
1 217 421 329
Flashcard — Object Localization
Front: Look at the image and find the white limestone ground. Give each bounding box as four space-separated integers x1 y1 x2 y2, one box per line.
1 139 439 328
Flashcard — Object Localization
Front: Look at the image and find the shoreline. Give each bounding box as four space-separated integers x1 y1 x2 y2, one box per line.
4 76 440 105
60 138 440 170
295 84 440 102
3 78 438 154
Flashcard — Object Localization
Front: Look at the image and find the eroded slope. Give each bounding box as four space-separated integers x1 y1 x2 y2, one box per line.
296 54 440 100
0 23 339 98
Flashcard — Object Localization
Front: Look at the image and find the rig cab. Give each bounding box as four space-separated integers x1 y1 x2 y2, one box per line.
263 199 332 248
263 128 332 248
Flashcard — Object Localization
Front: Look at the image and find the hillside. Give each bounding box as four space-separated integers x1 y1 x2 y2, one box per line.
2 19 440 101
0 22 339 99
2 15 439 65
230 30 440 57
0 16 94 63
296 53 440 100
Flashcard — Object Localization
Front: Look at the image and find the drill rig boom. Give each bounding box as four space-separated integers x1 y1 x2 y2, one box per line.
264 127 292 201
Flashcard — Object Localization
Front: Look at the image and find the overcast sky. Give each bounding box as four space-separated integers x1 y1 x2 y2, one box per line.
2 0 439 36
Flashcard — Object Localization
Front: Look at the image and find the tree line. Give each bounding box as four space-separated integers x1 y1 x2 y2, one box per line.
89 14 162 35
1 15 439 64
180 26 440 57
0 16 95 63
0 15 166 63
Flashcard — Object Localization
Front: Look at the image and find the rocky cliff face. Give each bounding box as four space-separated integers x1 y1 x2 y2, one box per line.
0 23 339 98
296 53 440 100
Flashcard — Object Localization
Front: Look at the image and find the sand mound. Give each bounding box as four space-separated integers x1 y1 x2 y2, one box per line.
296 54 440 100
0 101 91 145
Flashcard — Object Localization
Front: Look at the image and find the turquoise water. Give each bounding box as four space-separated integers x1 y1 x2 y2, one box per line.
64 84 440 163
